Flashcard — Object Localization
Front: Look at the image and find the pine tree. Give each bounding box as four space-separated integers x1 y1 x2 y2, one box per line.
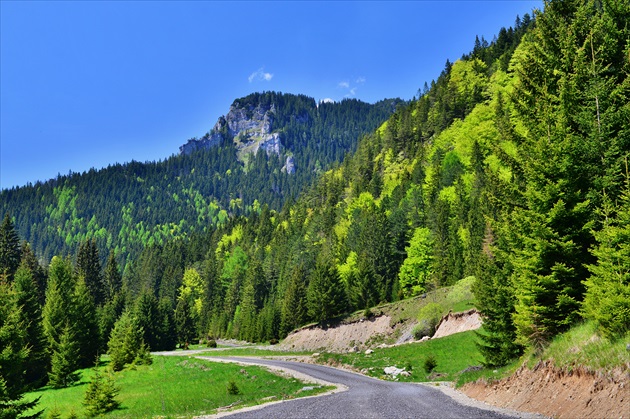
0 376 42 419
280 265 308 336
48 324 80 388
0 213 21 282
19 243 47 307
306 254 347 324
13 264 49 388
174 296 195 348
107 311 146 372
76 239 104 306
134 290 160 350
103 251 122 303
72 278 100 369
0 277 28 400
42 257 77 360
83 361 120 417
583 184 630 340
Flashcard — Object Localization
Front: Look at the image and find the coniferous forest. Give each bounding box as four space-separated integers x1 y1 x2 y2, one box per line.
1 1 629 415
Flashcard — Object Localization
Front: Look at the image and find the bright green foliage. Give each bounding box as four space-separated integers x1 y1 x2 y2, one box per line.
398 227 434 298
583 188 630 340
43 257 76 350
13 264 48 388
83 363 120 417
0 213 21 282
107 311 148 372
48 324 79 389
505 0 630 350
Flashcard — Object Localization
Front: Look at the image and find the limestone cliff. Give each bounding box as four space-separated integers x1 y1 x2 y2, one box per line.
179 100 292 168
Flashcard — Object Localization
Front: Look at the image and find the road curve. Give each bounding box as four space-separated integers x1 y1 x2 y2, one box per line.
198 357 531 419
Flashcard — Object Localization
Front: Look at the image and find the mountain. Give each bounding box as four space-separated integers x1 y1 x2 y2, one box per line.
0 93 401 265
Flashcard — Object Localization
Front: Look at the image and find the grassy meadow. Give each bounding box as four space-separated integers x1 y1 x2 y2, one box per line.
25 355 331 418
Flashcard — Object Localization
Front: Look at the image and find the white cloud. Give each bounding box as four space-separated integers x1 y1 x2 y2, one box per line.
337 76 365 98
248 67 274 83
320 98 335 104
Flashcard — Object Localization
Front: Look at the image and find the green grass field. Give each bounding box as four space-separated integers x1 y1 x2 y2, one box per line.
25 355 331 418
315 329 484 382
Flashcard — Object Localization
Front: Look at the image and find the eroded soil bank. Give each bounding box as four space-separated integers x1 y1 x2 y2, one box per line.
462 361 629 419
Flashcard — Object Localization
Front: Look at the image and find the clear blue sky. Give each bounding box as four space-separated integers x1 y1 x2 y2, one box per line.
1 1 542 190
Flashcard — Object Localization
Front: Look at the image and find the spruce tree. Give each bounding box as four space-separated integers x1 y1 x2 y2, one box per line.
174 296 195 348
72 278 100 369
42 257 76 358
76 239 104 306
583 186 630 340
19 243 47 307
134 290 159 350
83 360 120 417
0 213 21 282
107 311 147 371
306 254 347 324
103 251 122 303
0 277 28 399
48 324 79 388
13 264 49 388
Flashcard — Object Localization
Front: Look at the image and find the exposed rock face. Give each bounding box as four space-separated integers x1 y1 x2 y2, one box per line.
179 101 290 165
282 156 296 174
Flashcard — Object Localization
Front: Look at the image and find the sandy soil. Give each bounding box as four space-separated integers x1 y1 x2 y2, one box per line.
462 361 630 419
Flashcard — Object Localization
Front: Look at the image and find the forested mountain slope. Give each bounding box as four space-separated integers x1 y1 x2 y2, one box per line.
1 2 628 410
1 94 400 265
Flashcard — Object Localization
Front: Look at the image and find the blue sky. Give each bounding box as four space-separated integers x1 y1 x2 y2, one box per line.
1 1 542 190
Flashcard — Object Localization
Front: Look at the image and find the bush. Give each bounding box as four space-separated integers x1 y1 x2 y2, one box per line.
207 339 217 348
416 302 445 338
423 354 438 374
364 308 373 319
227 380 240 395
269 338 279 345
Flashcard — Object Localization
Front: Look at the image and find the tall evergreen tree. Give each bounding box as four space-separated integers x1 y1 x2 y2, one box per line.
0 277 28 400
13 264 49 388
19 243 47 307
48 323 80 388
306 254 347 324
174 296 195 348
72 277 100 369
0 213 21 282
103 251 122 303
76 239 104 306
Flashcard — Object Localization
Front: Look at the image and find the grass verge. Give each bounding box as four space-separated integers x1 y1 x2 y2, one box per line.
25 355 332 418
316 329 484 383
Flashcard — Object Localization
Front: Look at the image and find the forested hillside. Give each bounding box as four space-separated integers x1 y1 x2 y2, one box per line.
1 1 629 413
0 94 400 265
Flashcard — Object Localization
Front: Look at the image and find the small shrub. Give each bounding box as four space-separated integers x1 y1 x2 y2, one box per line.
416 302 445 337
207 339 217 348
364 308 373 319
83 365 120 417
423 354 438 374
269 338 279 345
227 380 240 395
404 361 413 372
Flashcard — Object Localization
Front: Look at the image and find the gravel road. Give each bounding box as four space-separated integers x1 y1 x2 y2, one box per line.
198 357 538 419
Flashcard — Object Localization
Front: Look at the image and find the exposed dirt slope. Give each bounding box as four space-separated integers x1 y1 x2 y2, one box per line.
279 310 483 352
462 361 629 419
433 309 482 339
279 316 393 352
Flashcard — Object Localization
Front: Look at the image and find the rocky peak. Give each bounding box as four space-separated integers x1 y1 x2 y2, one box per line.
179 98 288 163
